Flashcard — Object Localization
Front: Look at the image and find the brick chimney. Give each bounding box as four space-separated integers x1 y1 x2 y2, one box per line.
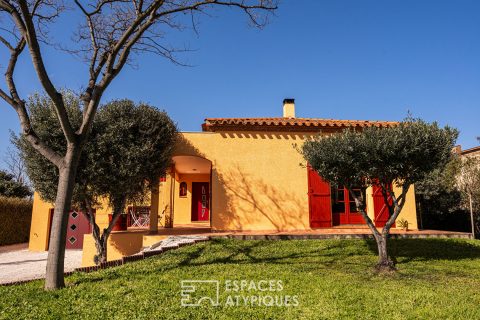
283 98 295 118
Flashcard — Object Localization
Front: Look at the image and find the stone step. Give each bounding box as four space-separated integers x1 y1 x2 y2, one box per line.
144 235 209 252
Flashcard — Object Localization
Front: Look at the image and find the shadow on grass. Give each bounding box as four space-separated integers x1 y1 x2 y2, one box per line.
161 238 371 273
365 238 480 264
71 238 480 285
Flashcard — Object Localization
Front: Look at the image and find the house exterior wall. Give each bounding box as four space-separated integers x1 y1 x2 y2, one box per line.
172 173 210 225
393 184 418 229
28 194 141 251
29 192 54 251
81 232 144 267
28 129 419 251
167 131 418 231
169 131 313 231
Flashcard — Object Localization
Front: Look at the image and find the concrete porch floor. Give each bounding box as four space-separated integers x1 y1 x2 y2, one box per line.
139 225 473 240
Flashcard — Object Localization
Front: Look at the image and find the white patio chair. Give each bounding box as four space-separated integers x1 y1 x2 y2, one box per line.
129 207 150 228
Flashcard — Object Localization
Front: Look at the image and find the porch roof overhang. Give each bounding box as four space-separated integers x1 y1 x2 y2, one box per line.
172 155 211 174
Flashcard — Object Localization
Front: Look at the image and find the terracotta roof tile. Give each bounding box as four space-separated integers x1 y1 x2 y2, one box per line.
202 117 398 132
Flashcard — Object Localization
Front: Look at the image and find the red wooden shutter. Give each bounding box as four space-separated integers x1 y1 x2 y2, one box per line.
307 166 332 228
372 185 395 227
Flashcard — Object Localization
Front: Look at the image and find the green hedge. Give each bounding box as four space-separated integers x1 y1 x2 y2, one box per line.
0 196 33 246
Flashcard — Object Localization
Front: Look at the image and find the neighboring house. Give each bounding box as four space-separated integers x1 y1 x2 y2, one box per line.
28 99 418 252
458 145 480 159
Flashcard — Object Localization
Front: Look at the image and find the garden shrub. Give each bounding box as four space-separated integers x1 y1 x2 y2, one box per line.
0 196 33 246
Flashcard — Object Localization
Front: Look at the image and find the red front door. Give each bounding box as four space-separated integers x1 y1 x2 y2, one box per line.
308 166 332 228
331 186 366 225
191 182 210 221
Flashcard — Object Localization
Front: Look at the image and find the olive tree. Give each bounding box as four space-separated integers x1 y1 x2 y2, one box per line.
0 0 277 289
15 96 177 265
13 93 89 206
302 119 457 271
84 99 177 264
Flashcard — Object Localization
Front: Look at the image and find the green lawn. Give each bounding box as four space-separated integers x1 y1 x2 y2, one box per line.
1 238 480 319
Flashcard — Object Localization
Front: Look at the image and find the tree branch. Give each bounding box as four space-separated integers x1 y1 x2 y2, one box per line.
383 184 411 234
0 34 63 166
347 185 382 239
17 0 76 144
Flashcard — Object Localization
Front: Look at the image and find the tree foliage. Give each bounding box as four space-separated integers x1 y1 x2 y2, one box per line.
415 155 462 216
0 0 277 290
304 120 457 188
15 94 177 263
88 100 177 214
84 99 178 264
0 170 32 198
13 92 85 203
302 118 458 270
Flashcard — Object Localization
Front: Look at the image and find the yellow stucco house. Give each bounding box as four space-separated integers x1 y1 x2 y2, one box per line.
29 99 418 262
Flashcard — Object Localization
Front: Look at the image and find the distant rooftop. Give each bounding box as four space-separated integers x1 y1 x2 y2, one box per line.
459 145 480 156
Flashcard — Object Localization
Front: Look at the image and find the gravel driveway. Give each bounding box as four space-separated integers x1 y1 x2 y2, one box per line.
0 244 83 284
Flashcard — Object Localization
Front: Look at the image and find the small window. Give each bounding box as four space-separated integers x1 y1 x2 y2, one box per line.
179 182 187 197
160 175 167 182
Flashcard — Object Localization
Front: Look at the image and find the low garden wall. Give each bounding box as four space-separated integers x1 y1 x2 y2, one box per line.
0 196 33 246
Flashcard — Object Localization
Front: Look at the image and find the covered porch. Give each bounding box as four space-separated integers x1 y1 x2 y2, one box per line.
155 155 213 229
81 155 214 266
132 154 214 234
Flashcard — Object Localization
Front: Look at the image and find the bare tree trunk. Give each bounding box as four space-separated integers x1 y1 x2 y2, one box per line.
94 207 125 264
347 187 388 268
375 184 409 271
416 198 424 230
81 206 108 265
376 235 388 264
87 211 108 265
348 183 409 272
94 234 108 265
82 198 125 265
374 232 395 270
44 147 81 290
97 209 125 266
469 193 475 239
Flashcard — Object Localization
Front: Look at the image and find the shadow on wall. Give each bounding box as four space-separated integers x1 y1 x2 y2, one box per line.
109 232 144 257
214 165 307 231
174 134 308 231
174 135 207 159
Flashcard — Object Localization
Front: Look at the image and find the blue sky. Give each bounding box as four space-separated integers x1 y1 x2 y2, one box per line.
1 0 479 168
